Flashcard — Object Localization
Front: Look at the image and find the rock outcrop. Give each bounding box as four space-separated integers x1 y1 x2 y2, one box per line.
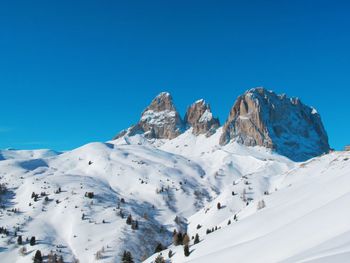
114 88 330 161
184 99 220 136
219 87 330 161
114 92 184 140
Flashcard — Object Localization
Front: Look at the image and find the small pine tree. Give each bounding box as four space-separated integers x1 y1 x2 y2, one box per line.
173 232 183 246
154 254 165 263
154 243 164 253
131 220 138 230
126 214 132 225
30 236 36 246
168 249 173 258
228 219 231 225
121 250 134 263
184 244 190 257
17 235 23 245
33 250 43 263
183 233 190 246
194 233 200 244
217 202 221 209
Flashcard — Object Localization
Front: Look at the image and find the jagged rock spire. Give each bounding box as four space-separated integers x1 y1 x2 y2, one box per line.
184 99 220 136
114 92 184 140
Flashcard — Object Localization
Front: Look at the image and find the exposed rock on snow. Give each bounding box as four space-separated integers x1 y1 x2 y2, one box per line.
114 88 330 161
219 87 330 161
184 99 220 136
114 92 184 139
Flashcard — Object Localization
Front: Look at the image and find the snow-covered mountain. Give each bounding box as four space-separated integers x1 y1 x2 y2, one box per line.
1 88 346 263
115 87 330 161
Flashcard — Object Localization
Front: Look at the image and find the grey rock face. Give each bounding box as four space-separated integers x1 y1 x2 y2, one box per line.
184 99 220 136
220 87 330 161
114 92 184 140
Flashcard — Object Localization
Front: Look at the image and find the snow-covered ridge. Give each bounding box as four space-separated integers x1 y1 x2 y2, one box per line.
1 130 297 263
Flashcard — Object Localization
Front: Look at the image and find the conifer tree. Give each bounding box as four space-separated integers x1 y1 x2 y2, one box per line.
194 233 200 244
121 250 134 263
183 233 190 246
184 244 190 257
154 243 164 253
154 254 165 263
33 250 43 263
17 235 22 245
30 236 36 246
126 214 132 225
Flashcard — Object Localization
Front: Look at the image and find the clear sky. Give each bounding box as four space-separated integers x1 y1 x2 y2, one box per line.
1 0 349 151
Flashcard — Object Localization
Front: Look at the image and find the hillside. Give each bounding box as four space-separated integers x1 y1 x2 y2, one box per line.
0 129 295 262
145 150 350 263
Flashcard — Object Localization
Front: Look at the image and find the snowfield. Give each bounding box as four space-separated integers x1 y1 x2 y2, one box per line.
0 129 349 262
145 150 350 263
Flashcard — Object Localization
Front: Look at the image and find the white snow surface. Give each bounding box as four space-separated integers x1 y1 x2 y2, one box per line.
198 110 213 123
0 130 349 263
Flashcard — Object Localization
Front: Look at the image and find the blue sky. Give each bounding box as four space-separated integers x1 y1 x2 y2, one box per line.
0 0 349 150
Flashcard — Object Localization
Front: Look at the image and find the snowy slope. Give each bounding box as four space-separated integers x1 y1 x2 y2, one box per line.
0 126 348 263
0 141 212 262
145 150 350 263
0 129 296 263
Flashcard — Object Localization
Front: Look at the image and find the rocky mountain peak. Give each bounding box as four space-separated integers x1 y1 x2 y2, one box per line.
145 92 176 112
219 87 330 161
114 92 184 140
184 99 220 136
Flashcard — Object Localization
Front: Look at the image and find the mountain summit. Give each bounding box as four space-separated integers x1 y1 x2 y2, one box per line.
184 99 220 136
220 88 330 161
114 88 330 161
114 92 184 140
114 92 220 140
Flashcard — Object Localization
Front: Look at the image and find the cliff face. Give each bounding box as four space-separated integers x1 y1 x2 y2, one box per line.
114 88 330 161
219 88 330 161
184 99 220 136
